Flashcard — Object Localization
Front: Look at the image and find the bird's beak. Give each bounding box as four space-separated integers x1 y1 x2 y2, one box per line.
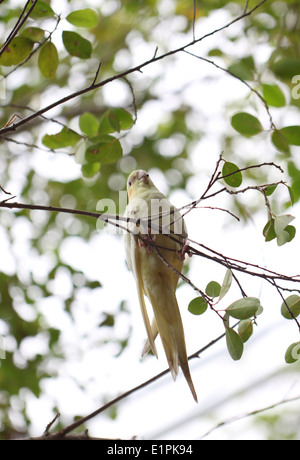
137 170 149 184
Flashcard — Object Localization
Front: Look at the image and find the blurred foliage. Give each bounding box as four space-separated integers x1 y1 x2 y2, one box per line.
0 0 299 438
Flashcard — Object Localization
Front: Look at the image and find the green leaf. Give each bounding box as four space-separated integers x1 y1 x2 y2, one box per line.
222 162 242 187
42 128 81 149
81 162 100 178
208 48 223 57
100 313 115 327
271 130 290 154
288 162 300 203
226 297 261 320
27 0 55 19
188 297 208 315
66 9 98 28
277 225 296 246
21 27 45 42
226 327 244 361
219 269 232 300
285 342 300 364
205 281 221 298
262 84 285 108
231 112 263 137
264 184 277 196
62 31 92 59
228 56 255 81
85 135 122 164
276 230 290 246
0 37 34 66
263 219 276 242
238 319 253 343
272 58 300 80
281 295 300 320
98 109 135 135
274 214 295 235
38 42 58 78
228 63 253 81
279 126 300 146
79 112 99 137
288 186 295 205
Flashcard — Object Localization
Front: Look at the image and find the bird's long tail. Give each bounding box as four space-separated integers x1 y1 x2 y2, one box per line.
146 289 198 402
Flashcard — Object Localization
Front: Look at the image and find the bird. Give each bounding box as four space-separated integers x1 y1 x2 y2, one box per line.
124 169 197 402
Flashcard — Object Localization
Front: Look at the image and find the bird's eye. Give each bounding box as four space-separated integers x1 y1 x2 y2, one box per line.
128 180 132 186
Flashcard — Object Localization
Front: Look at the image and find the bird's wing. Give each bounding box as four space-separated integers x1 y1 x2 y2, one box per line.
124 202 158 359
130 236 158 358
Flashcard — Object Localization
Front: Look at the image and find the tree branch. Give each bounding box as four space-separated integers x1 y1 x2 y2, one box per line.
29 329 228 439
0 0 268 137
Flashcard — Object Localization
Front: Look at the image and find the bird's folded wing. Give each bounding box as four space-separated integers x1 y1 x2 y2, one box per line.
131 237 158 359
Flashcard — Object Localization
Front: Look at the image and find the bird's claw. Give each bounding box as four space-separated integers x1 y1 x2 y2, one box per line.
138 230 156 253
177 241 192 261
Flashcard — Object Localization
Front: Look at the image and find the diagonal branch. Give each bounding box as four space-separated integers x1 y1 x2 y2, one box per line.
40 329 228 439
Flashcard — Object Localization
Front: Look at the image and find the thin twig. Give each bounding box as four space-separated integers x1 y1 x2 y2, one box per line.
183 50 275 130
200 394 300 439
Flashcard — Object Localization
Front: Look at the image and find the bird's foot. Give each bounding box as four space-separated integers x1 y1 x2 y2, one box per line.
138 230 156 253
177 241 192 261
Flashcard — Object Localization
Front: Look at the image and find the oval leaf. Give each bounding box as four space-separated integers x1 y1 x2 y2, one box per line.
285 342 300 364
262 84 285 108
85 135 122 164
222 162 242 188
279 126 300 146
219 269 232 301
226 327 244 361
271 129 290 154
21 27 45 42
272 58 300 80
226 297 260 320
38 42 58 78
231 112 263 137
66 8 98 28
288 186 295 205
205 281 221 298
42 128 81 149
281 295 300 320
81 162 100 178
263 219 276 242
27 0 55 19
62 31 92 59
0 37 33 66
79 112 99 137
238 319 253 343
274 214 295 235
264 184 277 197
98 109 134 135
188 297 208 315
228 59 254 81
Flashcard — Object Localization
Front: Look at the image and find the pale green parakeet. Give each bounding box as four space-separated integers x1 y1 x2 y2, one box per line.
124 170 197 402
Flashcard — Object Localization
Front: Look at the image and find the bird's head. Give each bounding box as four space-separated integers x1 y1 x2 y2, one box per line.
127 170 154 200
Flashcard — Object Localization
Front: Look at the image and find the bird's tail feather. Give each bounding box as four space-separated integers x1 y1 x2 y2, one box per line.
147 290 198 402
141 318 158 357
